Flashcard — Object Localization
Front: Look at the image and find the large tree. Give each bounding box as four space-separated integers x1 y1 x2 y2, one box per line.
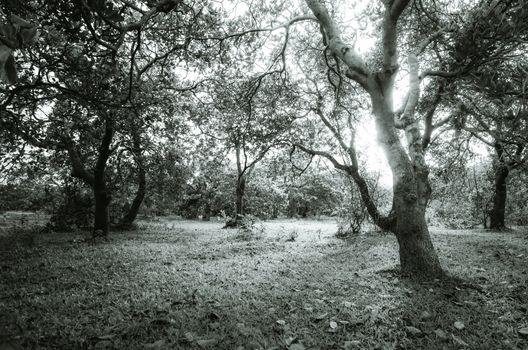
217 0 528 277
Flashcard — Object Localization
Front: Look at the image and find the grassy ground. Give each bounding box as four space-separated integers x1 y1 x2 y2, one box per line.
0 218 527 349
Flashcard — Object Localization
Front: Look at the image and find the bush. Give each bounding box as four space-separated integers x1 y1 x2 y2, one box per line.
48 182 93 231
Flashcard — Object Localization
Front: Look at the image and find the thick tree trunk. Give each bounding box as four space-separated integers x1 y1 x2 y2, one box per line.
93 179 111 237
370 88 443 278
393 188 442 277
490 163 508 229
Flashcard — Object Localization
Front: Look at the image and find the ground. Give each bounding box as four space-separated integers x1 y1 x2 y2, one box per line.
0 217 527 349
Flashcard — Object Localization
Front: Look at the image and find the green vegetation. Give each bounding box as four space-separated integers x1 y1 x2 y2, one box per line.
1 219 527 349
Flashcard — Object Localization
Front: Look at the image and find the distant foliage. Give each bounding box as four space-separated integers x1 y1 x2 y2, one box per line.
428 157 493 228
335 172 389 236
245 176 287 219
286 174 341 218
506 169 528 226
0 183 55 213
48 181 93 231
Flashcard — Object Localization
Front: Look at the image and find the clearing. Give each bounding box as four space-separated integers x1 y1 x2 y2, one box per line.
1 218 527 349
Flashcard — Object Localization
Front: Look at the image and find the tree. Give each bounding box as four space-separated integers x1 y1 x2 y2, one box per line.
456 60 528 229
192 72 297 226
288 0 444 276
217 0 528 277
1 0 222 235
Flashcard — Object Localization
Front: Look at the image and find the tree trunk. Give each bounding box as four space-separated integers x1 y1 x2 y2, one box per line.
235 175 246 221
393 189 442 277
117 142 146 229
93 178 111 237
370 88 443 278
64 113 114 238
490 163 508 229
117 169 146 229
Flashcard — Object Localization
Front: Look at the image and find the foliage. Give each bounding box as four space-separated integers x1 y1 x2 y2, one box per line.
287 172 342 218
48 179 93 231
506 167 528 225
428 149 494 229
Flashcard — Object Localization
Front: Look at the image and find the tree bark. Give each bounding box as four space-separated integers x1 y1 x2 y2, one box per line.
369 84 443 278
490 162 508 229
65 117 114 237
304 0 443 278
235 175 246 221
117 165 146 229
117 130 146 229
93 178 111 236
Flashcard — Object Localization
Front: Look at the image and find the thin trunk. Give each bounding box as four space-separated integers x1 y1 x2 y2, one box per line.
117 131 146 229
235 175 246 220
117 166 146 229
490 162 508 229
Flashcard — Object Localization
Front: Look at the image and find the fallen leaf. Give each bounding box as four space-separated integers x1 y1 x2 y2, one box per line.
313 313 328 321
454 321 465 330
344 340 361 349
420 311 432 320
405 326 422 336
452 334 468 346
96 334 116 340
145 339 166 349
196 338 218 347
289 343 306 350
184 332 195 342
518 327 528 337
434 329 448 339
209 321 220 330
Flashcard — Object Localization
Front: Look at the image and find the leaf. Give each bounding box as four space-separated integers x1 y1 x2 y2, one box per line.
518 327 528 337
184 332 195 342
96 334 116 340
434 329 448 339
454 321 465 330
9 14 32 28
405 326 422 336
196 338 218 347
19 26 38 46
0 45 17 84
420 311 432 320
0 23 15 43
452 334 468 346
344 340 361 349
313 312 328 321
289 343 306 350
145 339 166 349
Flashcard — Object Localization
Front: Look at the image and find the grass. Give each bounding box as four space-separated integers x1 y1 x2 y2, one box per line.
0 218 527 349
